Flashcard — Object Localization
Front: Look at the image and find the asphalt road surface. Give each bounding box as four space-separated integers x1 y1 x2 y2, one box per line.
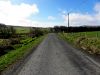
16 33 100 75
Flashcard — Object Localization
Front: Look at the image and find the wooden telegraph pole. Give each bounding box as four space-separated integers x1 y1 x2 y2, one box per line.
68 13 69 27
68 13 69 32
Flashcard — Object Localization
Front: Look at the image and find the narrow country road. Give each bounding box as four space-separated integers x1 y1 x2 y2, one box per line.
16 33 100 75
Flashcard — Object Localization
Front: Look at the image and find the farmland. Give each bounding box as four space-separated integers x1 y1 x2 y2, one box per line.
14 26 30 34
58 31 100 54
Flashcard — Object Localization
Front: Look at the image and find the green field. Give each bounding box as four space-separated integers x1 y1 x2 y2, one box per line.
59 31 100 54
14 26 30 34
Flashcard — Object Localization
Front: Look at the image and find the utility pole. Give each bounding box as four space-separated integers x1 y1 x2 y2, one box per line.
68 13 69 28
68 13 70 32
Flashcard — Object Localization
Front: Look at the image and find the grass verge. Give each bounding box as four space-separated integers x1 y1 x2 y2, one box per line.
58 32 100 54
0 35 45 72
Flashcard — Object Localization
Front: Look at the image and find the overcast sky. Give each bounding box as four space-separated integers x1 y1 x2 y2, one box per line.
0 0 100 27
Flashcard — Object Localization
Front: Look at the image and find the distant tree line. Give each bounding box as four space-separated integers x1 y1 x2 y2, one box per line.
54 26 100 33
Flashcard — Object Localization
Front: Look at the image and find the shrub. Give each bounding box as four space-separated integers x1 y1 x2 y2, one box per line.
0 39 13 56
10 38 20 45
0 39 11 46
30 28 44 37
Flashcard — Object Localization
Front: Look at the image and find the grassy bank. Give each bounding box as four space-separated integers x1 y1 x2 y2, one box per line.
58 31 100 54
0 35 45 72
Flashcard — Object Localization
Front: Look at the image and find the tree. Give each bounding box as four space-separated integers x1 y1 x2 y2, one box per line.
0 24 16 38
